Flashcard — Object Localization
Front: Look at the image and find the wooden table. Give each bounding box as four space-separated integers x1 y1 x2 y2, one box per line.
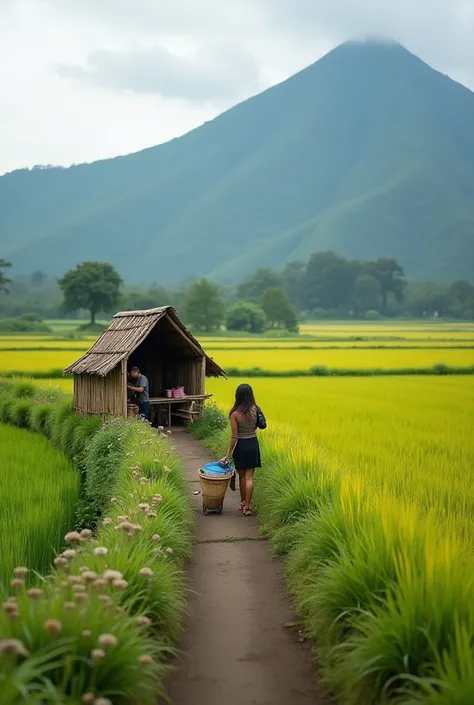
149 394 212 427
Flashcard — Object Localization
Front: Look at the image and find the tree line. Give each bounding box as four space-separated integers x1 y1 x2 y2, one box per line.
1 253 473 334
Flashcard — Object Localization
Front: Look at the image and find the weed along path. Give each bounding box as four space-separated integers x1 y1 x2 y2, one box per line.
165 429 330 705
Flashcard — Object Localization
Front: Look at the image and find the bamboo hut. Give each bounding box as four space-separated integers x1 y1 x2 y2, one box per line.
64 307 226 425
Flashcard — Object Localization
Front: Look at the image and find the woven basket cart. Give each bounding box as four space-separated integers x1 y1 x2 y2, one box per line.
198 468 232 515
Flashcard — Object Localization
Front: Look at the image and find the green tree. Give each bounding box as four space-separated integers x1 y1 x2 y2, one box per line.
30 270 47 286
281 260 305 309
226 301 267 333
182 279 225 332
237 268 282 303
260 287 299 332
303 251 360 311
58 261 123 325
353 274 382 314
369 258 405 313
121 284 170 311
0 258 12 294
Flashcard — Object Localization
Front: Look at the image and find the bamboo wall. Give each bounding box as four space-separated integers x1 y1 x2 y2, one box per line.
73 365 123 416
163 358 203 395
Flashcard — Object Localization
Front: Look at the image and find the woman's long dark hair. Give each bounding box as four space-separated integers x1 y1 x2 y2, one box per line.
229 383 256 417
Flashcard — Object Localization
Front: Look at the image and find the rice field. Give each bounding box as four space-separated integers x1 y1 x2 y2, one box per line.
207 347 474 370
0 423 80 591
298 321 474 339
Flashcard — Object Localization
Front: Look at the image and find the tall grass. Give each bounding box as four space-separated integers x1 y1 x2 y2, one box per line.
192 402 474 704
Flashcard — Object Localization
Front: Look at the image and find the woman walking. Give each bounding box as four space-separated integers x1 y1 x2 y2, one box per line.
222 383 266 516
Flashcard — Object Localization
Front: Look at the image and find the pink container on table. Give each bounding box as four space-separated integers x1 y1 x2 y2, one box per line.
165 389 172 398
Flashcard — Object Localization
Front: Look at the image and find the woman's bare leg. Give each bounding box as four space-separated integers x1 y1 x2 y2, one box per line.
244 469 255 511
238 471 246 509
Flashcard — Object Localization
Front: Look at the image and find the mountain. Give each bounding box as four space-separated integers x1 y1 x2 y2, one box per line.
1 39 474 283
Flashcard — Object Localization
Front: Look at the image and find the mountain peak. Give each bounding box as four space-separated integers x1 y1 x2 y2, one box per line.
1 39 474 283
345 36 403 48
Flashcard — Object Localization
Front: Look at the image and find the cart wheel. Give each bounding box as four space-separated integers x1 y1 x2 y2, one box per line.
202 502 208 516
218 506 223 515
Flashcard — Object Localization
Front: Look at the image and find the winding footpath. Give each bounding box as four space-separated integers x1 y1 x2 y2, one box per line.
164 429 331 705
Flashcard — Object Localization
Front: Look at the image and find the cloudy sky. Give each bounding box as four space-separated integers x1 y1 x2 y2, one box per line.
1 0 473 174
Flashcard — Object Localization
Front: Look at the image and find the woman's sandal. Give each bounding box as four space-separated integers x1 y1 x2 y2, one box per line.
239 501 245 513
243 507 253 516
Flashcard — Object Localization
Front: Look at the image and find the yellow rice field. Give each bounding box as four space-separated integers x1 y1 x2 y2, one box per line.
298 322 474 338
1 337 473 351
208 348 474 370
1 346 473 373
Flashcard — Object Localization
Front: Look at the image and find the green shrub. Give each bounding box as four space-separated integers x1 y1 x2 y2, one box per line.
365 309 381 320
79 418 127 527
190 402 228 441
0 317 52 333
18 312 43 323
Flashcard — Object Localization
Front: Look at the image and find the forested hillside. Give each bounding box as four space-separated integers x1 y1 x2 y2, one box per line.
1 39 474 282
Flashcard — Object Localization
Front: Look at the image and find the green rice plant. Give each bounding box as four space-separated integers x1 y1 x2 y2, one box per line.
334 536 474 705
398 622 474 704
0 391 15 422
0 424 80 590
6 398 32 427
10 379 37 398
69 415 102 462
28 401 55 435
44 398 74 445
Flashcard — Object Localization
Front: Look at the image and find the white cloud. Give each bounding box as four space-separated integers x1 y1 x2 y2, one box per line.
1 0 473 174
59 44 262 103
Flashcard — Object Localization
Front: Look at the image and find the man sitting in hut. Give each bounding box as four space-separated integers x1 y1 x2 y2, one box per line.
127 366 150 420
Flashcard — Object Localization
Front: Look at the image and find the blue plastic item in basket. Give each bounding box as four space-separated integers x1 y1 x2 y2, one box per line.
201 460 232 477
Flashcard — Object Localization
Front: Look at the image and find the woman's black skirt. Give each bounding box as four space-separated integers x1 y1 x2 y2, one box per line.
233 436 261 471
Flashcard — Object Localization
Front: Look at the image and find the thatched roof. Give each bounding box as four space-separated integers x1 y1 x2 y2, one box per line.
64 306 226 377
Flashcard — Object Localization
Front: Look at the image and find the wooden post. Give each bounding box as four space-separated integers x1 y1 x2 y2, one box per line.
121 359 127 418
200 355 206 395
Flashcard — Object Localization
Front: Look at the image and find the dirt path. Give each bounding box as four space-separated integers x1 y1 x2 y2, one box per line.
164 429 331 705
